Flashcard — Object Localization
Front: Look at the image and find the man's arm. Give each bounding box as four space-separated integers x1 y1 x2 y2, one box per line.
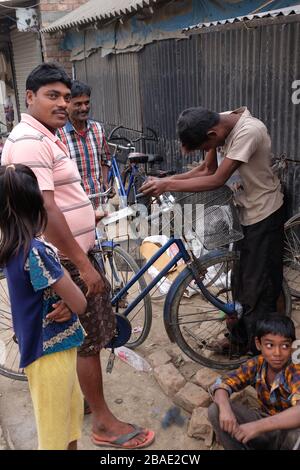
141 157 241 196
234 403 300 444
169 149 218 181
213 389 239 435
101 163 110 188
42 190 105 296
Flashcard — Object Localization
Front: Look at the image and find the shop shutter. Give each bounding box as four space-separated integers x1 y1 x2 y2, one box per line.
10 28 42 115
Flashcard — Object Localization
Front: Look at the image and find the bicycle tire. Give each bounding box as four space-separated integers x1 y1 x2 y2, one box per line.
165 251 291 370
0 272 27 381
284 214 300 298
102 245 152 348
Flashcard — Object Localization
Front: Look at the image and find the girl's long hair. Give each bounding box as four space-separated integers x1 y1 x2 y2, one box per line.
0 164 48 266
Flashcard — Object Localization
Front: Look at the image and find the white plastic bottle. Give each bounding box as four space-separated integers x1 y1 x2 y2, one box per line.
114 346 152 372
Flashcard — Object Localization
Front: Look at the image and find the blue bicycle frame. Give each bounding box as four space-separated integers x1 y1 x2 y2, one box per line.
108 156 142 208
111 238 237 317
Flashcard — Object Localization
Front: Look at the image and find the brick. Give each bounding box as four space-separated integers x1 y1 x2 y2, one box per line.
193 368 220 391
174 382 211 413
148 350 171 369
154 363 186 398
188 407 214 446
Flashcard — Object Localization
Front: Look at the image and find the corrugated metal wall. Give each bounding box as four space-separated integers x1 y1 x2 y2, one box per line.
75 51 142 132
75 18 300 214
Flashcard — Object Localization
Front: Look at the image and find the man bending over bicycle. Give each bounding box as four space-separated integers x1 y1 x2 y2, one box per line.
141 106 284 355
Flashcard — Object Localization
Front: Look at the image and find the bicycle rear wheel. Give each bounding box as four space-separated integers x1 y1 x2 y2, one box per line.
0 272 26 380
166 251 291 370
102 245 152 348
284 214 300 297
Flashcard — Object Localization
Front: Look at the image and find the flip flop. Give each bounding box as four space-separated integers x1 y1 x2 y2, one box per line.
91 424 155 449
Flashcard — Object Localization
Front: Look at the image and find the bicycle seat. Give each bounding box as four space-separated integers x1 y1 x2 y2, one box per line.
128 152 164 164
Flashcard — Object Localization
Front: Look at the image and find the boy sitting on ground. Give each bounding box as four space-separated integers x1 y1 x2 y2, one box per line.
208 313 300 450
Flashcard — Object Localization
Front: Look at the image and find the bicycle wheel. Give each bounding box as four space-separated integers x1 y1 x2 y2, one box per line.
284 214 300 298
166 251 291 370
102 245 152 348
0 272 26 380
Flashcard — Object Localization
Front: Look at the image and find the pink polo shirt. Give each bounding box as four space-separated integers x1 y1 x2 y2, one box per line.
2 113 95 254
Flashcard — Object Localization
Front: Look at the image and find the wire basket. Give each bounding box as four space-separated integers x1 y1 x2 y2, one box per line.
156 186 244 251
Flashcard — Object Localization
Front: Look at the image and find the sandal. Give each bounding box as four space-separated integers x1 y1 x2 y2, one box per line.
91 424 155 449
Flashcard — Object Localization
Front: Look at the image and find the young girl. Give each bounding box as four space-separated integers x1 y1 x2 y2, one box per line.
0 163 87 450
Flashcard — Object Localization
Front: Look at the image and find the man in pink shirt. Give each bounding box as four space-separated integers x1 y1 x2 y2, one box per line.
2 63 154 450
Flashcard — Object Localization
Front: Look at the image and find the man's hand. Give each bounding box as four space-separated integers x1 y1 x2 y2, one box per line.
233 421 261 444
95 210 108 224
46 301 72 323
219 406 239 436
80 264 106 297
140 178 169 197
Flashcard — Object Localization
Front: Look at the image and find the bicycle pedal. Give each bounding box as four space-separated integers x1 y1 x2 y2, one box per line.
106 351 115 373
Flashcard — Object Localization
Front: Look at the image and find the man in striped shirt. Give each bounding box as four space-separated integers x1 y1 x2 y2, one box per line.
57 80 111 198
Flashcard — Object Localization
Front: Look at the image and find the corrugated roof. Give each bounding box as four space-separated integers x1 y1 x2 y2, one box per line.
184 5 300 32
41 0 160 33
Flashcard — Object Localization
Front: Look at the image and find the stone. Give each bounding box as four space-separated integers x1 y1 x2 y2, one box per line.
188 407 214 447
178 362 199 381
148 350 172 369
154 363 186 397
193 368 220 391
174 382 211 413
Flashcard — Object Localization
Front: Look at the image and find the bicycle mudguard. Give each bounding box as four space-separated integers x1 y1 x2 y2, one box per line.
163 266 192 343
163 249 235 342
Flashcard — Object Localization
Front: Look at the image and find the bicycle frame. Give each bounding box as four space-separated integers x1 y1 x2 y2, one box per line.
108 156 142 207
111 238 236 317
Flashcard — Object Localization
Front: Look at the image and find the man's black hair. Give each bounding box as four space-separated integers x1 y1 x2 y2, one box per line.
71 80 91 98
26 63 72 93
177 107 220 151
255 313 296 342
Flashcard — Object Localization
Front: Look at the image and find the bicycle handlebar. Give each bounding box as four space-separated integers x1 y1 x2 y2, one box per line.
108 125 158 146
107 142 135 152
88 187 113 199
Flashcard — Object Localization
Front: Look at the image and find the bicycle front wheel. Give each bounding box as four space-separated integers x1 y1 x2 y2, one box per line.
102 245 152 348
167 251 291 370
0 272 26 381
284 214 300 298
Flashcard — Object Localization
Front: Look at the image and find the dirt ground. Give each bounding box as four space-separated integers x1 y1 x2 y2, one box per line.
0 299 207 451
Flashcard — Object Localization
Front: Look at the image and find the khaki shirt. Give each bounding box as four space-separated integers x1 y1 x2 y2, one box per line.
220 107 283 226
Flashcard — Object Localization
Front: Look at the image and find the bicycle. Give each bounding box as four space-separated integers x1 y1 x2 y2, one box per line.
0 190 152 381
108 188 291 371
0 187 292 378
271 154 300 298
108 186 290 368
107 125 175 210
283 213 300 298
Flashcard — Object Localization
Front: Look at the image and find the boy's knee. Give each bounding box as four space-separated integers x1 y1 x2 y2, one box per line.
208 402 219 427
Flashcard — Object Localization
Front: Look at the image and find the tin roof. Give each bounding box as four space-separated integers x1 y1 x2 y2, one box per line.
41 0 160 33
184 4 300 32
